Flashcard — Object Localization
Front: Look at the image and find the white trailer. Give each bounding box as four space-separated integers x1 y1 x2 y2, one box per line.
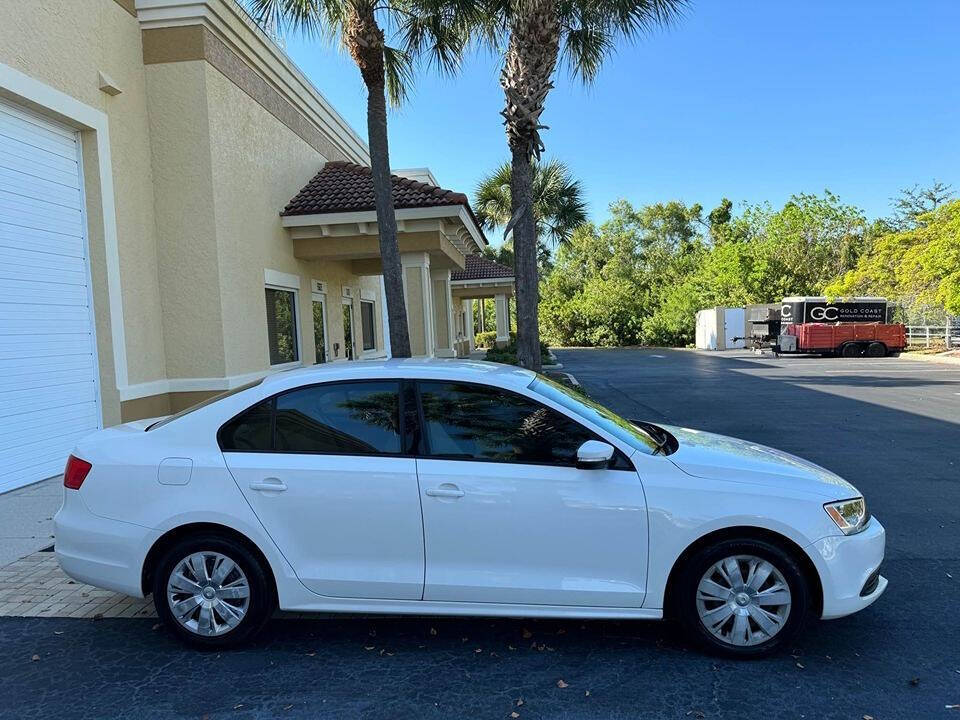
695 307 746 350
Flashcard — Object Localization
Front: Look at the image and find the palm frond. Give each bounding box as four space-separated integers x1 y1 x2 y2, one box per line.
474 158 587 245
382 44 414 106
474 162 514 230
247 0 325 38
557 0 687 83
561 25 614 84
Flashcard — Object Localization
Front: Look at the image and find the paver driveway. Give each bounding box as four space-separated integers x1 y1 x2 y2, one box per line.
1 348 958 719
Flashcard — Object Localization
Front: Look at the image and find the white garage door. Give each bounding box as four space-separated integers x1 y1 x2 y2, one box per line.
0 97 101 493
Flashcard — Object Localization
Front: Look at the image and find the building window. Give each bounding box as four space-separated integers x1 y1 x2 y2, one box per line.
312 295 328 364
265 287 299 366
360 300 376 352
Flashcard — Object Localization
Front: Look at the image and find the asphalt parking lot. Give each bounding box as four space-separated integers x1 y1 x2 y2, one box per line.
2 348 958 719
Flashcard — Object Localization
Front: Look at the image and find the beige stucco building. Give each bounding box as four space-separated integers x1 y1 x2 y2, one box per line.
0 0 513 493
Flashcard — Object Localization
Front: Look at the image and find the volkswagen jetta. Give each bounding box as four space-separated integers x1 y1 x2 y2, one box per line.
55 360 886 656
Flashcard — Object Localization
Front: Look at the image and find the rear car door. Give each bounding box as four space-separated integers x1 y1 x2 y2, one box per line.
415 381 649 608
221 381 424 600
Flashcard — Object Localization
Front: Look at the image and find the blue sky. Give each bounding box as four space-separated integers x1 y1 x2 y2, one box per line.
281 0 960 225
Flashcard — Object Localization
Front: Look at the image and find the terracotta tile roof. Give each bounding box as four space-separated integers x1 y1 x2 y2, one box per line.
451 254 515 282
282 161 481 228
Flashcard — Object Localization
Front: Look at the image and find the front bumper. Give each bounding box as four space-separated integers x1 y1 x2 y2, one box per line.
809 516 887 620
54 489 156 598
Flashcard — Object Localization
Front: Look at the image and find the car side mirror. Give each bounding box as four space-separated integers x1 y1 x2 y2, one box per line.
576 440 615 470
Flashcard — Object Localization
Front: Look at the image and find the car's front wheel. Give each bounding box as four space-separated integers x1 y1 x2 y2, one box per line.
152 534 275 648
674 538 811 658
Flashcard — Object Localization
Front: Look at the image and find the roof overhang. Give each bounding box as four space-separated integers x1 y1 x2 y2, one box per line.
282 205 486 257
451 276 516 299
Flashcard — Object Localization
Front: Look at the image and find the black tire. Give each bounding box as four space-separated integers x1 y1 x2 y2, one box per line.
841 343 862 358
865 342 887 358
673 537 812 658
152 533 275 649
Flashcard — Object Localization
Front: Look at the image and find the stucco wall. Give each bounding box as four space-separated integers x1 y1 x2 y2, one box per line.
203 63 376 373
0 0 168 395
143 60 226 379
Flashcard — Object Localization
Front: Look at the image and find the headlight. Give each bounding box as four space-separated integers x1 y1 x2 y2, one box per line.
824 497 869 535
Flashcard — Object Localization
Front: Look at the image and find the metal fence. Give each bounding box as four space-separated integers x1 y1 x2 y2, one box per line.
905 325 960 349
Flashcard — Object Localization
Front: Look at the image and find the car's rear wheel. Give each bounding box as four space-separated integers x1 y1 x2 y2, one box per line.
674 538 811 658
152 534 275 648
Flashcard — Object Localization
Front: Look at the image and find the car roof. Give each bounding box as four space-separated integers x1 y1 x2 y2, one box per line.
260 358 537 393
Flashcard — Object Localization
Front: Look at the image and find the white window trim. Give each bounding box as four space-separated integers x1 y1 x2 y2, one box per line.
360 298 379 357
337 296 355 362
265 283 302 369
311 291 330 364
264 268 300 290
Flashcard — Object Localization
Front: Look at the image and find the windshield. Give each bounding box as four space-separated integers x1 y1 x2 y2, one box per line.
147 379 264 431
529 375 659 455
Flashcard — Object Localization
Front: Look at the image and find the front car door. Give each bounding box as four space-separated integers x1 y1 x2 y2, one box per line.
415 380 649 608
221 380 423 600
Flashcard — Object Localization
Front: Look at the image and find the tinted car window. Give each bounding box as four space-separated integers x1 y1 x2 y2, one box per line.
530 376 659 455
419 381 601 465
219 399 273 451
275 382 401 455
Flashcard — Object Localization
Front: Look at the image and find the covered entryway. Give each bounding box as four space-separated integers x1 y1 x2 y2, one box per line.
281 162 488 358
0 97 100 492
450 255 515 357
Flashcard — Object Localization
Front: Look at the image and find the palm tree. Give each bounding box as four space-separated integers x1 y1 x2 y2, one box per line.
480 0 687 370
474 158 588 270
249 0 472 358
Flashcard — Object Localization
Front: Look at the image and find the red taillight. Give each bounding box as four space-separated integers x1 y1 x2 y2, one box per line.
63 455 92 490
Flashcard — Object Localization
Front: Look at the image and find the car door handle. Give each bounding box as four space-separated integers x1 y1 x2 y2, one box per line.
249 479 287 492
425 484 464 499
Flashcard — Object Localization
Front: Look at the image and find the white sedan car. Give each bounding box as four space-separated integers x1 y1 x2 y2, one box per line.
55 360 885 657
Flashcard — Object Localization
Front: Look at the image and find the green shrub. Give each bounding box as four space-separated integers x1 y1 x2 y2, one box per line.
474 330 503 348
482 337 554 366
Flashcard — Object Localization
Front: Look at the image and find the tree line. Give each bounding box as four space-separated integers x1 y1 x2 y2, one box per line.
529 182 958 348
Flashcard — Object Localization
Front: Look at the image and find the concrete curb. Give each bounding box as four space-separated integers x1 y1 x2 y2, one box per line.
898 352 960 366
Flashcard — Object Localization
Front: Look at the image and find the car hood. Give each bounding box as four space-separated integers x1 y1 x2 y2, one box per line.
661 424 858 499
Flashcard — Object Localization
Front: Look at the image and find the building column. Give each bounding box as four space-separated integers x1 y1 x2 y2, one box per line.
494 293 510 347
400 252 433 357
431 268 455 358
378 275 392 358
463 299 475 353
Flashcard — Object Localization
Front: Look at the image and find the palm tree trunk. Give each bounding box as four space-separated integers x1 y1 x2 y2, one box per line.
511 146 541 370
366 80 411 357
499 0 558 372
345 7 411 358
